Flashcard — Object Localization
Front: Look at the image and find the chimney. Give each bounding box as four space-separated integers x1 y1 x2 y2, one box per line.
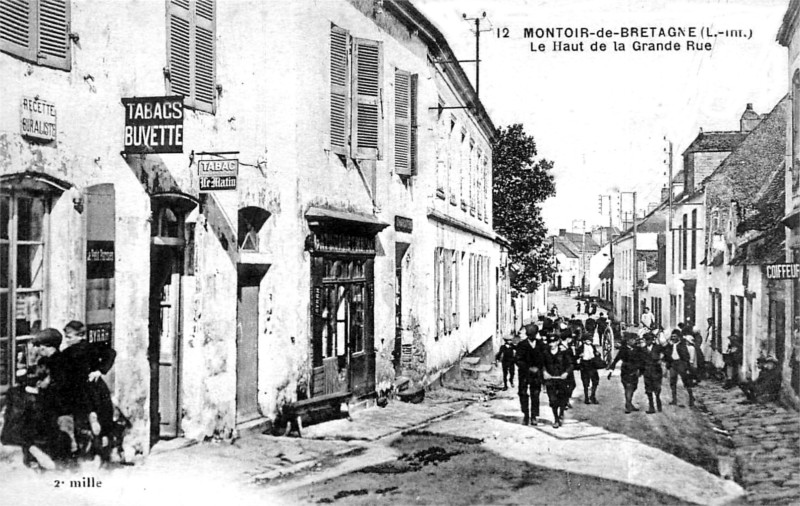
740 103 761 132
559 229 567 237
661 186 670 202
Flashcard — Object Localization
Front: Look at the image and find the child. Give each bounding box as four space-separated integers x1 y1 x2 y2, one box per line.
495 337 516 390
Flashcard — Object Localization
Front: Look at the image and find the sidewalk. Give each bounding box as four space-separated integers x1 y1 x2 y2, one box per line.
694 379 800 505
0 379 488 506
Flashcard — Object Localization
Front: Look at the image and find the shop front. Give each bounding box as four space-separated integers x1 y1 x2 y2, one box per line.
0 173 70 393
305 208 387 403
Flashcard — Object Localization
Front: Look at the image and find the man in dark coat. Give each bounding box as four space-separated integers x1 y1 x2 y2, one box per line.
495 337 516 390
665 329 702 407
543 332 574 428
516 324 545 426
641 332 665 413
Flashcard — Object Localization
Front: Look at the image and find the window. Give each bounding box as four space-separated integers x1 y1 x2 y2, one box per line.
682 213 688 271
1 192 48 392
0 0 70 70
394 69 417 175
793 70 800 194
167 0 216 113
671 229 675 274
691 210 697 269
329 25 383 159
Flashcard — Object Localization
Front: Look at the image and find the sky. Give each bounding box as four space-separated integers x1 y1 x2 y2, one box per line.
414 0 789 234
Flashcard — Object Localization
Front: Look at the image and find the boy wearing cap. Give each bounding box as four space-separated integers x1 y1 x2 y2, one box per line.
641 332 665 414
543 332 573 428
60 320 116 460
516 324 545 425
576 333 602 404
607 334 643 414
495 337 516 390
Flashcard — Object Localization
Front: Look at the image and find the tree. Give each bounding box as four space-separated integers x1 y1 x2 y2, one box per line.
493 124 556 292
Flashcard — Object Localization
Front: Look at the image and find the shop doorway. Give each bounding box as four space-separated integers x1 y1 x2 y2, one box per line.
236 274 260 423
149 246 183 443
148 194 195 445
311 256 375 399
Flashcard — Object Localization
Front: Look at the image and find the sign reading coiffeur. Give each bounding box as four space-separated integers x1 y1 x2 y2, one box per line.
122 96 184 153
765 263 800 280
21 97 57 142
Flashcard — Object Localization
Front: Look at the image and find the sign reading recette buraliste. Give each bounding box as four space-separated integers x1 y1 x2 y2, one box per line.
122 96 184 153
21 97 57 142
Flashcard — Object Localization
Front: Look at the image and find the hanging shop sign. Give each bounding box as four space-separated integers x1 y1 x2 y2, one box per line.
198 158 238 191
122 96 184 153
395 216 413 233
87 241 115 279
765 263 800 280
21 97 57 142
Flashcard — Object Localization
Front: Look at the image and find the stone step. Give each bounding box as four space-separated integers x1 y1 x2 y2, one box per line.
461 357 481 366
394 375 411 392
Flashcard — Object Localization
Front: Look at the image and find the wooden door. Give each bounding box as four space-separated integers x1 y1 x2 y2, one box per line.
149 246 182 442
236 283 260 422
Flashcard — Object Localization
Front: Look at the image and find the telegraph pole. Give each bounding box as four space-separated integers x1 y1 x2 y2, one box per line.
632 192 638 326
462 12 492 97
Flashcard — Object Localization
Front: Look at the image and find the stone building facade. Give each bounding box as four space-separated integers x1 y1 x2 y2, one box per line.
0 0 503 455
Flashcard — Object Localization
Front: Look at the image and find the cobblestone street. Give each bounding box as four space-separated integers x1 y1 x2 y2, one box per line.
695 380 800 505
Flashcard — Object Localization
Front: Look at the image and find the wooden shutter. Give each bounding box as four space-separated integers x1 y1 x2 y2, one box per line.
167 0 215 113
1 0 70 70
394 69 411 175
410 73 418 175
37 0 69 70
194 0 215 111
1 0 34 61
453 251 459 328
167 0 192 99
434 248 440 338
330 25 349 155
351 37 381 159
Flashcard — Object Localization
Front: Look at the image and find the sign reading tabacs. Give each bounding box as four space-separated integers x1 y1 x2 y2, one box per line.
122 96 184 153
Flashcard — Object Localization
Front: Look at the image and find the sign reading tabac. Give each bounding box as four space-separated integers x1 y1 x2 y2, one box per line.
122 96 184 153
198 158 238 191
765 263 800 280
21 97 57 142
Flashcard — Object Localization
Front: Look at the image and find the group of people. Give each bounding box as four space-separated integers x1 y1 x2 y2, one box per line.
496 313 606 428
495 305 724 426
0 322 126 470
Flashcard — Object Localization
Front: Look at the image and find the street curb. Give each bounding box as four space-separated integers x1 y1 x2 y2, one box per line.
250 445 365 483
255 398 474 490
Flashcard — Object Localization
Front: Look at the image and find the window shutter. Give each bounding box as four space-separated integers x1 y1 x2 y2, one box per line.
453 251 459 328
37 0 69 70
434 248 440 338
330 25 349 155
394 69 410 175
410 73 418 175
167 0 192 100
1 0 34 61
167 0 215 113
194 0 215 111
351 37 381 159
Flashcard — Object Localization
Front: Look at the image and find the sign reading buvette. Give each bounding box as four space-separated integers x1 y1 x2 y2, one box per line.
198 159 238 191
122 96 184 153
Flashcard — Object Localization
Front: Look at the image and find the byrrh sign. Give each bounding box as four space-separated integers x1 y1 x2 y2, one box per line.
765 263 800 280
122 96 184 153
